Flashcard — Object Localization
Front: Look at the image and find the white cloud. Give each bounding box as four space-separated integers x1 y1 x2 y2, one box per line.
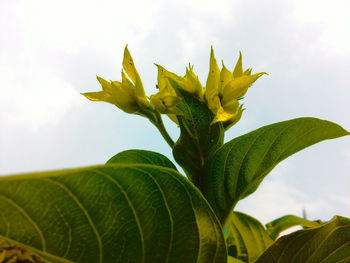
177 20 214 59
235 161 342 227
17 0 160 55
292 0 350 53
0 63 80 130
0 0 162 130
235 163 325 224
344 148 350 159
178 0 238 22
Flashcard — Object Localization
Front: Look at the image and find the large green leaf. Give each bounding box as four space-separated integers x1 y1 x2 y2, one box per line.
266 214 321 240
202 117 349 224
106 149 177 170
0 164 227 263
171 80 224 187
226 212 272 262
255 216 350 263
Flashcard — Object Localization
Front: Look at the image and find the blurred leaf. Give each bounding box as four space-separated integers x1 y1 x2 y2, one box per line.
202 117 349 224
256 216 350 263
106 149 177 170
228 256 245 263
226 212 272 262
0 164 226 263
266 214 321 240
170 79 224 186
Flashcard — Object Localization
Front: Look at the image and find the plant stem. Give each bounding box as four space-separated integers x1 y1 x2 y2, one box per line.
156 116 175 148
148 112 175 148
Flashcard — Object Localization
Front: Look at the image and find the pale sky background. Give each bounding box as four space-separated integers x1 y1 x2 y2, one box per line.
0 0 349 225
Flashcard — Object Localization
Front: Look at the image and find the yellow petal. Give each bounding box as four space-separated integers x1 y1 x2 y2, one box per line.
150 92 182 114
122 45 139 84
205 46 220 112
155 64 174 93
154 63 185 95
82 91 112 103
232 51 243 78
221 98 239 114
211 101 239 124
223 105 244 130
220 62 233 94
184 64 203 98
222 72 267 101
243 68 252 76
96 76 112 93
121 70 136 94
110 81 139 113
122 45 148 101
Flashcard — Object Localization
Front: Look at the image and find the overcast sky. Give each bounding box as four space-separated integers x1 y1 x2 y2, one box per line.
0 0 349 224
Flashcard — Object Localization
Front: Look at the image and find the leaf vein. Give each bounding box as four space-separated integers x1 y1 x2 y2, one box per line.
43 178 103 263
133 167 174 263
93 169 145 263
0 194 47 251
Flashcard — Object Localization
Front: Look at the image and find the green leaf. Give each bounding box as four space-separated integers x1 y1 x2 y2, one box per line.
255 216 350 263
170 79 224 187
228 256 245 263
202 117 349 225
0 164 227 263
226 212 272 262
266 215 321 240
106 149 177 170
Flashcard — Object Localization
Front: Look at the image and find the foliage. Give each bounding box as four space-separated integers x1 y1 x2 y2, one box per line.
0 46 349 262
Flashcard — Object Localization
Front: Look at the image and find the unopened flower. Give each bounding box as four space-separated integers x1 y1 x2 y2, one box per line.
223 104 244 130
183 64 204 99
150 64 183 115
82 45 150 114
150 62 204 113
204 47 266 125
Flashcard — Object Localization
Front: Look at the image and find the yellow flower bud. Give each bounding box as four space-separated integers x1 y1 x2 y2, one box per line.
223 105 244 130
154 64 180 96
110 80 139 113
122 46 150 109
184 64 204 98
204 46 221 113
82 76 114 104
81 76 139 113
150 91 182 114
154 63 203 99
204 48 266 127
232 51 243 78
211 98 239 124
222 72 267 100
82 45 151 114
220 62 233 94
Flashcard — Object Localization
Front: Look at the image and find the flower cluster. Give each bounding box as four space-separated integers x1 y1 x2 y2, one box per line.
82 45 266 129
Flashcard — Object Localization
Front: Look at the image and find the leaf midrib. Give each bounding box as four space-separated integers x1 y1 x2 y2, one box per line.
133 167 174 263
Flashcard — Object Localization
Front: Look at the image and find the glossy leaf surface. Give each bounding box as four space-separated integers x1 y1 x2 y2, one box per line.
226 212 272 262
0 164 226 263
256 216 350 263
202 118 349 224
171 80 224 186
106 149 177 170
266 214 321 240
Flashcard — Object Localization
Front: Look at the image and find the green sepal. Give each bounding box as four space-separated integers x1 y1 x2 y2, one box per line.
169 78 224 188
